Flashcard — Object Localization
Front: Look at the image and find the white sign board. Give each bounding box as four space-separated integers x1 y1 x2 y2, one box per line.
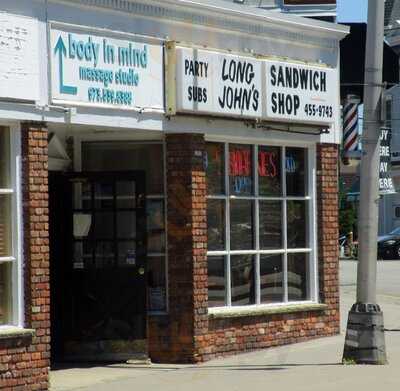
264 60 337 125
174 47 337 125
50 26 164 110
176 47 262 118
0 13 39 102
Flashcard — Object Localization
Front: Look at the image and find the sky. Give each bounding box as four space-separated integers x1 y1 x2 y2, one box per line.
337 0 368 23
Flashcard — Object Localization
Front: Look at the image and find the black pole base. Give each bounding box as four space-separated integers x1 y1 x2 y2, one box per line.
342 303 387 365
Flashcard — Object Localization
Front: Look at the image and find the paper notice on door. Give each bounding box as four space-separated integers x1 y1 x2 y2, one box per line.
73 213 92 237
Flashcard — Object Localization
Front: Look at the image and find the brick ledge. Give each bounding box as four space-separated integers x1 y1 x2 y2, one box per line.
208 303 328 319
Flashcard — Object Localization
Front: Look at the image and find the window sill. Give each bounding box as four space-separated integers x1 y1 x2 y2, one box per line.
0 327 35 349
208 303 328 319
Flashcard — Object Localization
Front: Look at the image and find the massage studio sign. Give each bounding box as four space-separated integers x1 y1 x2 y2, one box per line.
172 46 337 124
50 26 163 109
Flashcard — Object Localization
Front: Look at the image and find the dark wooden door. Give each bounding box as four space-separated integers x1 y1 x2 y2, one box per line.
50 172 147 361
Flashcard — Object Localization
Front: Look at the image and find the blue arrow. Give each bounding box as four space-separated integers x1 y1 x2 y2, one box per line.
54 36 77 95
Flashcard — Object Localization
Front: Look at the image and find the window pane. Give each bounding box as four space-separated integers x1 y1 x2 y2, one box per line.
82 143 164 194
231 255 255 306
116 181 136 209
148 257 167 311
207 199 225 251
93 212 114 239
0 262 11 325
73 241 93 269
0 195 12 257
258 146 281 196
117 211 136 239
286 147 307 196
229 144 253 195
117 241 136 267
147 199 165 253
206 143 225 195
259 201 282 249
208 256 226 307
0 128 10 189
94 241 115 268
94 182 113 209
287 201 307 248
260 254 283 303
288 253 309 301
230 200 254 250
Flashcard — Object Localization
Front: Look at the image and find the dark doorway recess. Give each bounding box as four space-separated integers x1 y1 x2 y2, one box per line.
50 171 147 363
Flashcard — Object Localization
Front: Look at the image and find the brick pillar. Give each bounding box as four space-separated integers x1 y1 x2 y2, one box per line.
22 122 50 387
0 123 50 389
165 133 208 363
317 143 340 334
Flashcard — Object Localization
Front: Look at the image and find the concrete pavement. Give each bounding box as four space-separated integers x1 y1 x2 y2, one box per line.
50 260 400 390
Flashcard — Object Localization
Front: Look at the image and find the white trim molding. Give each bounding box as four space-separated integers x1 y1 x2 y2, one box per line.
54 0 348 49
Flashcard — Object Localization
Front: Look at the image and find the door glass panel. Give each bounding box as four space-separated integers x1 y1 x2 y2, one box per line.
94 241 115 268
116 181 136 209
94 182 113 209
94 212 114 239
118 241 137 267
148 257 166 311
117 211 136 239
73 241 93 269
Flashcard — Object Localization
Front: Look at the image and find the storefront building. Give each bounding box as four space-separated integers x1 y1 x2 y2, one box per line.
0 0 347 388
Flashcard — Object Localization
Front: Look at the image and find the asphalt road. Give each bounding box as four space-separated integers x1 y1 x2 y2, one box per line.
340 259 400 331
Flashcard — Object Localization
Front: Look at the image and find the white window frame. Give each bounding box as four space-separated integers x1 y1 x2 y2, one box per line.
0 124 23 328
206 139 318 309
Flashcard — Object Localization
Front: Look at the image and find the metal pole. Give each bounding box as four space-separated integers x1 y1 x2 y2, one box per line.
342 0 387 364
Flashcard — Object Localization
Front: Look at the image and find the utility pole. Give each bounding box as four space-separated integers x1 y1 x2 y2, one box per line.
342 0 387 364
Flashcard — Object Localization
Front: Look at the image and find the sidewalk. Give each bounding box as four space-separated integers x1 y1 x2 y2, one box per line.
51 261 400 390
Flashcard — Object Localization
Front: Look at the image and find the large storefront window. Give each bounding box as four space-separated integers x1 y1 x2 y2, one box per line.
82 142 167 312
206 142 313 308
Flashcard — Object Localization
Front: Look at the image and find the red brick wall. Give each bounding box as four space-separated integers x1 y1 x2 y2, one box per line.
150 140 339 364
0 123 50 390
317 143 340 328
149 133 208 363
